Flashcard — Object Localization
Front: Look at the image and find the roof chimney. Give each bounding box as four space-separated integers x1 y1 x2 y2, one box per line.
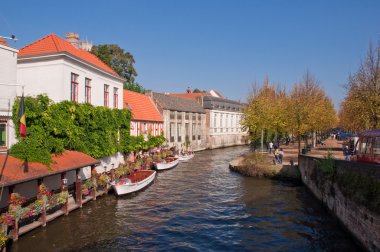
66 32 80 48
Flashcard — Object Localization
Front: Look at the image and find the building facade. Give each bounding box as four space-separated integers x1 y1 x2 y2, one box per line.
148 92 207 151
123 90 163 137
202 96 248 148
0 39 21 151
170 90 248 149
17 33 124 109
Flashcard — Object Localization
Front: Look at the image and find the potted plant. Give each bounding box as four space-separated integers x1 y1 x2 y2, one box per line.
97 174 109 189
57 191 69 205
0 230 8 251
81 184 90 198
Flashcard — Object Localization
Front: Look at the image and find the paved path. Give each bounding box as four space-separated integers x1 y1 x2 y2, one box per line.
263 138 346 165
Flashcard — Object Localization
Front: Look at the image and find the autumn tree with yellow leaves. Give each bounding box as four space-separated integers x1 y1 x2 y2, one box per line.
242 79 289 151
243 72 337 153
339 42 380 132
288 71 337 153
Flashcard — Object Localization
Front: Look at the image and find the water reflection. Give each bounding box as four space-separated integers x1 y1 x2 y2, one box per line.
11 146 362 252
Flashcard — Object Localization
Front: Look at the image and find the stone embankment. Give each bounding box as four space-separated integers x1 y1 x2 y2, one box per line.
299 155 380 251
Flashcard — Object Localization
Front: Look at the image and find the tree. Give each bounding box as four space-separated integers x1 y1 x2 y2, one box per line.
242 78 288 150
124 81 145 94
91 44 138 83
193 88 207 93
288 71 337 153
340 42 380 131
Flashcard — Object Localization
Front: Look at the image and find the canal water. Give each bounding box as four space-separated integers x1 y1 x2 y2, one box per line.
12 146 362 252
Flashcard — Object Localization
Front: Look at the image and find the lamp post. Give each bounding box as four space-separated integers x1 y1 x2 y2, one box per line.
62 178 68 190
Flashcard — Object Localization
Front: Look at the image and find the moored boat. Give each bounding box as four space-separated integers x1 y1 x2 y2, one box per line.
177 153 194 161
154 157 179 170
111 170 156 196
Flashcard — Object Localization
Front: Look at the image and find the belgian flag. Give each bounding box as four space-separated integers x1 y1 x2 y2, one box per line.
18 94 26 139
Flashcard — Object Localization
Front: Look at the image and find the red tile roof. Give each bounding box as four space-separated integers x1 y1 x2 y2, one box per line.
170 92 211 100
18 34 119 77
0 151 99 187
0 38 9 46
123 90 163 122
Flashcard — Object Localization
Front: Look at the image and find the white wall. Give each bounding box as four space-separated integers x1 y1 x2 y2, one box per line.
98 152 124 173
0 44 20 149
17 56 124 109
210 110 244 135
0 44 18 84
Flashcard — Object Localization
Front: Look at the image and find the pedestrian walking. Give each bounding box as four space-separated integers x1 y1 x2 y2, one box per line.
274 148 280 164
268 141 273 153
279 148 284 164
343 145 351 161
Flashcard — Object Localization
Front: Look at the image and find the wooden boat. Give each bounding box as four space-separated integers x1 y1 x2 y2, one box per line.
153 157 179 170
177 153 194 161
111 170 156 196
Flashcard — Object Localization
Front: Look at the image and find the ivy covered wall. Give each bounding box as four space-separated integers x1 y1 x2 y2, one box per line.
11 95 132 165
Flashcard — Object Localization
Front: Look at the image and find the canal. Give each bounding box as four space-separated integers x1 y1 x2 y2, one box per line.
12 146 362 251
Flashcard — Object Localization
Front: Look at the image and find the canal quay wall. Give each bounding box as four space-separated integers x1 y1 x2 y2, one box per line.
299 155 380 252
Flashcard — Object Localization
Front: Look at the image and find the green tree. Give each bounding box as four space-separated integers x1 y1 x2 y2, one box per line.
91 44 138 83
124 81 145 94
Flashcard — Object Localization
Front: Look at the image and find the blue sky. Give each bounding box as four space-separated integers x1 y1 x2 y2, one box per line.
1 1 379 109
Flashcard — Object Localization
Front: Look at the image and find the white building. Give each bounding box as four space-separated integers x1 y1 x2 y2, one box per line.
170 90 248 149
203 96 248 148
0 38 21 151
17 33 124 109
16 33 125 171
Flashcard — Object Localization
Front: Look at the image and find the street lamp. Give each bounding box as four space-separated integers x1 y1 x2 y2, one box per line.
62 178 68 190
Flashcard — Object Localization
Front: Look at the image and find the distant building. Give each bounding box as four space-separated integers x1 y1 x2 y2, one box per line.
0 38 20 151
170 90 248 149
17 33 124 108
123 90 163 137
147 92 207 151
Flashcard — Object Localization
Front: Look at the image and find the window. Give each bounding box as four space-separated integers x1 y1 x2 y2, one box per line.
71 73 79 102
185 113 189 120
177 123 182 142
170 111 175 120
360 138 370 154
198 123 201 140
85 78 91 103
192 124 196 140
0 123 6 147
104 84 109 107
220 114 223 133
177 112 182 120
185 123 189 141
113 87 118 108
226 114 229 132
374 137 380 154
170 123 175 142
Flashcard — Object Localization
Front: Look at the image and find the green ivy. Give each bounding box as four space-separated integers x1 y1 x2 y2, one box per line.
11 95 167 165
11 95 131 164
